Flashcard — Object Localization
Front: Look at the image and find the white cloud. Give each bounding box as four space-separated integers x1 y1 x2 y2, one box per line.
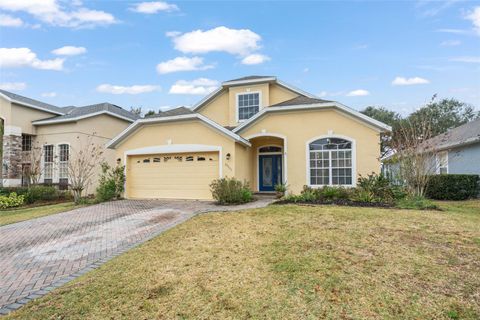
346 89 370 97
0 82 26 91
41 92 57 97
96 84 160 95
0 48 64 71
0 13 23 27
156 56 213 74
440 40 461 46
0 0 116 28
450 56 480 63
169 78 219 95
131 1 178 14
168 26 262 56
465 6 480 36
436 28 469 34
52 46 87 56
392 76 430 86
241 54 270 65
303 67 310 73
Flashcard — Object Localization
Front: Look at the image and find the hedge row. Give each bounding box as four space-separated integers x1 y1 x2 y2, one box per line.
425 174 480 200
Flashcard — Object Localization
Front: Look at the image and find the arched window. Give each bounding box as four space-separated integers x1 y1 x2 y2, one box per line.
259 146 282 153
308 137 353 186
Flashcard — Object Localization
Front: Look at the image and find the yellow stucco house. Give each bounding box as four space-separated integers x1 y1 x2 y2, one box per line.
107 76 391 199
0 89 137 193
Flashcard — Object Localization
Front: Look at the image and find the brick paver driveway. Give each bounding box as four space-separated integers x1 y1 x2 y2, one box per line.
0 198 273 314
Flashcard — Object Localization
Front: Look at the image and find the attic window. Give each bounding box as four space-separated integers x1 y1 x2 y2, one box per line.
237 92 260 121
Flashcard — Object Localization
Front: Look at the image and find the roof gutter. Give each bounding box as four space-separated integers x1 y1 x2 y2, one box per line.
32 110 136 125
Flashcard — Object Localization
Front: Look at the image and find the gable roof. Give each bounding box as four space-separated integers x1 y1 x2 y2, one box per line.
107 113 251 149
424 118 480 151
270 96 332 106
145 106 193 118
233 101 392 133
192 76 318 112
0 89 65 115
32 102 139 125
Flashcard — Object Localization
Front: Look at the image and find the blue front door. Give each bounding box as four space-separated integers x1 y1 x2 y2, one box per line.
259 155 282 191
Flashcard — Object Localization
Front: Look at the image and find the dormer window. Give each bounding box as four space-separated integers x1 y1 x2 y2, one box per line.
237 92 260 121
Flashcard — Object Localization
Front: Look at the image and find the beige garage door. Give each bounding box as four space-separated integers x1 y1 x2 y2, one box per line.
126 152 219 200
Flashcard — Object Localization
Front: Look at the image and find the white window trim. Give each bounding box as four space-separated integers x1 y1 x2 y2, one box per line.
436 151 449 174
236 91 262 123
305 135 357 188
41 144 55 182
256 144 283 192
57 142 71 182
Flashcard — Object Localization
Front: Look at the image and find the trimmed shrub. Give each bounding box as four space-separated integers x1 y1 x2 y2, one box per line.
425 174 480 200
0 187 29 197
210 177 253 204
96 179 117 202
0 192 25 209
24 186 58 204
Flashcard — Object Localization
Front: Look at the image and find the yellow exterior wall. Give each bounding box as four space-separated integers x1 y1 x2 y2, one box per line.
233 143 253 185
0 96 12 125
197 90 230 126
11 103 56 135
239 109 381 194
34 114 132 194
113 119 240 199
197 82 299 127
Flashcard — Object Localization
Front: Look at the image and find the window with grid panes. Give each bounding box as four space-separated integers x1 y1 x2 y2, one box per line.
309 138 353 186
237 92 260 120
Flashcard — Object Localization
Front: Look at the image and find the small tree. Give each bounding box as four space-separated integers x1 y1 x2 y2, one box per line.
22 141 44 186
96 161 125 202
68 135 104 203
390 110 438 197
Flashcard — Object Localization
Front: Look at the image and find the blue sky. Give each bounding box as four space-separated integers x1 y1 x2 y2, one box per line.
0 0 479 115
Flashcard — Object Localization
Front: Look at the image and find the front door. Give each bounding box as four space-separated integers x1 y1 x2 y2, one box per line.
259 154 282 191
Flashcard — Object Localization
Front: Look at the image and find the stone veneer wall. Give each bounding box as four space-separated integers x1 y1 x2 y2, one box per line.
2 134 22 185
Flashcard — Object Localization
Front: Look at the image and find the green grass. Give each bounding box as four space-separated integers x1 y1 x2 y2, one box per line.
0 202 83 226
6 201 480 319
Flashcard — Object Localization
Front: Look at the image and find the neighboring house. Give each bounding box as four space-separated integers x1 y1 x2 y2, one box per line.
423 118 480 175
0 90 138 192
107 76 391 199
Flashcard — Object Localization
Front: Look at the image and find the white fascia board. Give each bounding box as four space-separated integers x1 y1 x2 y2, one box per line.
276 80 317 98
32 110 136 125
221 77 277 87
233 102 392 133
0 92 65 116
106 113 251 149
125 144 221 156
191 87 224 111
435 136 480 151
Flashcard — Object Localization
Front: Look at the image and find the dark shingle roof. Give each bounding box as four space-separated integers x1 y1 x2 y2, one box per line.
225 75 275 82
145 106 194 118
0 89 64 114
34 103 139 123
269 96 332 107
425 118 480 150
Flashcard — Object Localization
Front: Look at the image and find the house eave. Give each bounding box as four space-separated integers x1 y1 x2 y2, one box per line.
0 92 65 116
106 113 251 149
233 102 392 133
32 110 136 125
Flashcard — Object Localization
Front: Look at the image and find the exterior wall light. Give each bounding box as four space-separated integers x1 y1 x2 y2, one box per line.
226 153 231 160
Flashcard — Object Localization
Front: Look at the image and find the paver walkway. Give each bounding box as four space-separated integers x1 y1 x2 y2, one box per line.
0 198 274 315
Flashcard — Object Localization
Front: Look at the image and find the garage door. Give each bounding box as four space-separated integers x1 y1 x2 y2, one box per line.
126 152 219 200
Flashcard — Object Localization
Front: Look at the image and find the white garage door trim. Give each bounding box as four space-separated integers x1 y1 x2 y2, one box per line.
123 144 223 199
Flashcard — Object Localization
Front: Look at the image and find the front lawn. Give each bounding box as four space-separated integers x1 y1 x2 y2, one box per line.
0 202 83 226
6 201 480 319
